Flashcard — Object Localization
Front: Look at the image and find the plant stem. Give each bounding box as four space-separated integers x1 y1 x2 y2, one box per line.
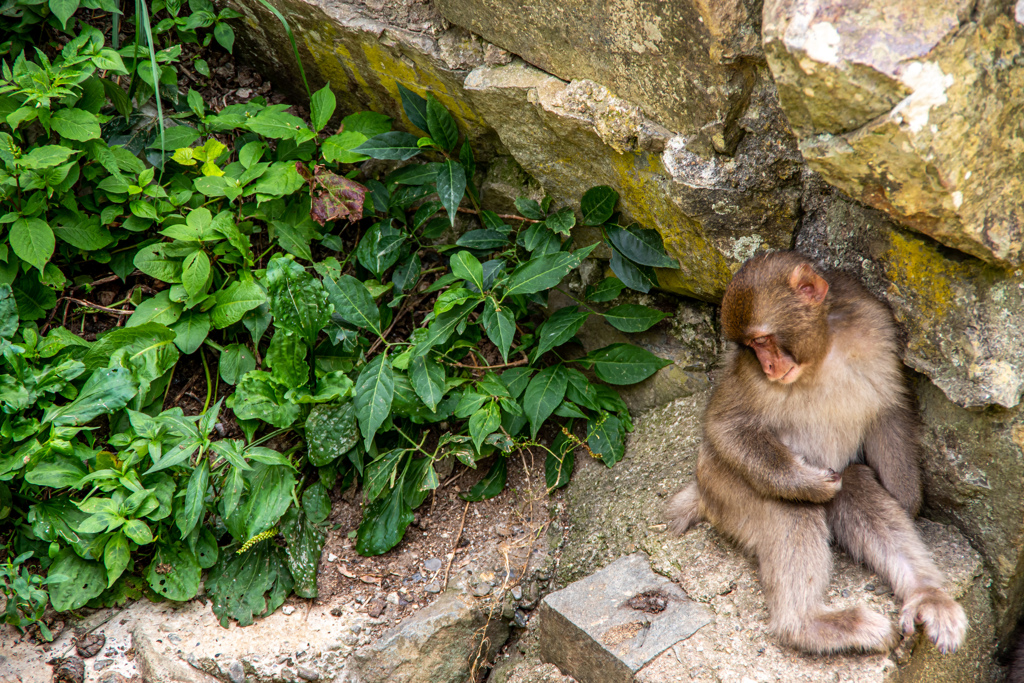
201 349 213 413
396 427 431 457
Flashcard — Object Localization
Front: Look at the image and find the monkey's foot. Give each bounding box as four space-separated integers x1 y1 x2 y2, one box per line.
778 605 897 654
665 481 702 535
900 587 968 654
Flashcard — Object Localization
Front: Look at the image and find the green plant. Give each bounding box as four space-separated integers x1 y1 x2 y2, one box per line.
1 551 66 640
0 1 682 627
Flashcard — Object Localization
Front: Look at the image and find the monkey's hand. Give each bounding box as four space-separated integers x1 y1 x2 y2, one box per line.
792 464 842 503
900 587 967 654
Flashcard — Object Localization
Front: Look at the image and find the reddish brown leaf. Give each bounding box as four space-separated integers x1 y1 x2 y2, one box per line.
306 164 367 227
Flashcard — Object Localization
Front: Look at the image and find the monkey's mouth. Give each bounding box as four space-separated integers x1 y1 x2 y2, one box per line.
776 365 800 384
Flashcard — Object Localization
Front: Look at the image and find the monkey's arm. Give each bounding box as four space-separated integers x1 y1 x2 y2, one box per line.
863 404 922 516
705 419 841 503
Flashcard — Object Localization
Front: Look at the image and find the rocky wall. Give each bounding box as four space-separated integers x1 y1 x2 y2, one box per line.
222 0 1024 659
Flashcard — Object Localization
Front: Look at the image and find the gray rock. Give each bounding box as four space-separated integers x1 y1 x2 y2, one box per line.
132 625 220 683
424 581 442 594
350 592 510 683
297 665 320 681
225 660 245 683
539 554 712 682
423 558 443 572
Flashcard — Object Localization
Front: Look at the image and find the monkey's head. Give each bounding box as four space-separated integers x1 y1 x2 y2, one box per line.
720 252 830 385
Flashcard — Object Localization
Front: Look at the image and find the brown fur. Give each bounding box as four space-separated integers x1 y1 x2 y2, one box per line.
1009 632 1024 683
667 251 966 655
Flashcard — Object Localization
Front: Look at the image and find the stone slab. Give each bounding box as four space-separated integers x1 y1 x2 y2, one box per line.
539 553 712 682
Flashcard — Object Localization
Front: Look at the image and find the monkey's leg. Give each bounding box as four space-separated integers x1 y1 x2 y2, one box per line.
746 499 897 654
827 464 967 654
666 481 702 534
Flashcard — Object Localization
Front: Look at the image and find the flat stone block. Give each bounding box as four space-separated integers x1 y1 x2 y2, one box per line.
539 553 712 683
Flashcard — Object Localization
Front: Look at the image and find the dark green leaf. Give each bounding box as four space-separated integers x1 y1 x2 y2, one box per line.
386 163 440 186
589 412 625 466
305 401 359 466
42 367 137 427
356 484 412 556
266 256 331 347
545 207 576 236
469 401 500 453
364 448 404 502
310 84 337 133
280 507 325 598
460 457 507 501
583 343 672 385
504 245 596 296
212 280 266 328
171 311 210 354
500 368 532 399
177 460 209 539
610 250 657 293
48 548 105 611
535 306 590 358
355 353 394 448
146 542 201 601
10 218 54 273
411 299 477 358
580 186 619 226
409 356 445 412
481 299 515 363
436 160 466 227
219 344 257 385
514 197 544 220
565 368 600 411
586 277 626 303
302 482 331 524
352 132 421 161
397 84 429 132
425 94 458 151
450 250 483 291
206 542 293 627
523 364 568 438
51 108 101 141
603 304 670 332
605 224 677 268
456 229 508 250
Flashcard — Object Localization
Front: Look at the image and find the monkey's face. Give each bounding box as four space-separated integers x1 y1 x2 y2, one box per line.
721 253 831 384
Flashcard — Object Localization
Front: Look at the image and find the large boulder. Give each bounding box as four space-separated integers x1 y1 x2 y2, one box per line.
763 0 1024 266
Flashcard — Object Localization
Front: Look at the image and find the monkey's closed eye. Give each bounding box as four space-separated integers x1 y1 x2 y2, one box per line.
751 336 769 346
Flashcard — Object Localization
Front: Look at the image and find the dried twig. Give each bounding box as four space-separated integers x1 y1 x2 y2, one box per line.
441 500 470 592
442 352 530 371
455 206 542 224
60 297 134 316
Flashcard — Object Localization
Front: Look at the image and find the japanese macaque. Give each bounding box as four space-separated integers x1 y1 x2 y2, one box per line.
667 251 967 655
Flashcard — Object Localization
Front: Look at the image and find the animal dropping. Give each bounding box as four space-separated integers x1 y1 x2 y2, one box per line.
667 251 967 655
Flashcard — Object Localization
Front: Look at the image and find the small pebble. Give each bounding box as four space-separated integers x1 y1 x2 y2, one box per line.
513 610 528 628
472 583 491 597
330 607 343 617
93 659 113 672
166 633 181 644
350 623 362 634
424 558 443 572
841 589 851 598
327 553 339 563
386 592 400 605
296 666 320 681
226 660 245 683
282 605 296 615
511 586 523 600
425 581 441 594
864 584 876 592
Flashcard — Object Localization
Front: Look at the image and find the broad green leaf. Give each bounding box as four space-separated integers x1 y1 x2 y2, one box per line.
583 343 672 385
605 224 677 268
409 356 445 411
41 367 138 427
322 130 369 164
411 299 477 358
392 253 421 293
450 250 483 291
425 94 458 151
352 132 421 160
266 256 331 348
205 542 293 627
586 277 626 303
135 244 183 284
272 220 314 262
127 290 183 328
481 299 515 363
355 353 394 449
10 218 54 273
302 482 331 524
397 84 429 132
280 507 325 598
236 463 297 539
319 272 380 334
146 542 202 601
545 207 576 236
267 329 308 389
104 533 130 586
364 448 404 502
182 250 211 298
48 548 105 611
356 484 413 556
214 21 235 52
580 185 619 225
212 280 266 328
500 368 533 399
11 278 56 321
505 251 580 297
171 311 211 354
514 197 544 220
535 306 590 358
610 250 657 293
51 108 101 141
589 412 625 466
246 109 310 139
48 0 79 29
546 428 575 491
523 364 568 438
311 84 337 133
231 372 302 428
0 285 16 339
25 454 89 488
456 229 508 250
469 401 500 454
460 457 507 501
306 401 359 466
53 216 113 250
386 163 440 186
565 368 600 411
219 344 257 384
177 460 209 539
436 160 466 226
603 304 670 332
123 519 154 545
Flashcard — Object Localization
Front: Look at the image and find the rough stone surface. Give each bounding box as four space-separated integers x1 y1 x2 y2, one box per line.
435 0 761 152
556 393 997 682
349 591 509 682
539 554 712 682
764 0 1024 266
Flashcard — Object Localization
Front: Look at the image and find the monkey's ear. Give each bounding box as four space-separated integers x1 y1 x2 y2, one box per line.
789 264 829 305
